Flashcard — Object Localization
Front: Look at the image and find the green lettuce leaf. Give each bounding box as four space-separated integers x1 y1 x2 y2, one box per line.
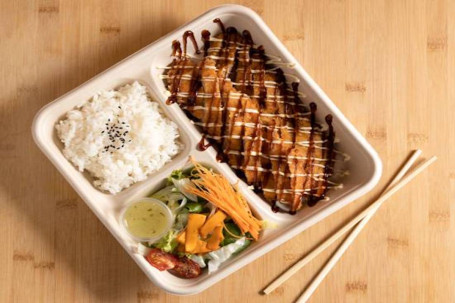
152 230 178 253
167 169 190 185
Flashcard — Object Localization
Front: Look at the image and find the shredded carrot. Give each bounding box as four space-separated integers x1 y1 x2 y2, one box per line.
185 158 262 240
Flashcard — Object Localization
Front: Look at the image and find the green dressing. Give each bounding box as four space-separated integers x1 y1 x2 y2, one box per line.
123 201 170 239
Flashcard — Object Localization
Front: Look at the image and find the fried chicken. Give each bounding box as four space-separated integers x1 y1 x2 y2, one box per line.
163 26 335 213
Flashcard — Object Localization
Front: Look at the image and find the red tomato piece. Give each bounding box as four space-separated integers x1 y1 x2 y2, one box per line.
170 257 202 279
145 248 179 271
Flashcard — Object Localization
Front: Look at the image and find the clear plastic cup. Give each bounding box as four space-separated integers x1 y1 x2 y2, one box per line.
120 197 174 243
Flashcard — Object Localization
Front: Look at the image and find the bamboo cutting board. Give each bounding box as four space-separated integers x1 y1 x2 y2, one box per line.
0 0 454 302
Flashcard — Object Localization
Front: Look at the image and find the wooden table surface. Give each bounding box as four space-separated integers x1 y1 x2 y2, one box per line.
1 0 454 302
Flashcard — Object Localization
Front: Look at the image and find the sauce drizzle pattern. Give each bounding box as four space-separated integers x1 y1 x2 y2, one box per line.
163 19 339 213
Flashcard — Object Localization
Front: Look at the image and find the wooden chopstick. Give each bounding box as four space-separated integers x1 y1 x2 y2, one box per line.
263 150 423 295
296 155 437 302
382 149 423 190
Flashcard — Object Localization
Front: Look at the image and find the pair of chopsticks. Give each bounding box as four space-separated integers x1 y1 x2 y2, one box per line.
262 150 437 302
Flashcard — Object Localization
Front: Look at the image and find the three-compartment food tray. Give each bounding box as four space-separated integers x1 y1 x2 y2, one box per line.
32 4 382 295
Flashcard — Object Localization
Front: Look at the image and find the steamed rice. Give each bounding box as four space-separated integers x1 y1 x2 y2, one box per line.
56 81 181 194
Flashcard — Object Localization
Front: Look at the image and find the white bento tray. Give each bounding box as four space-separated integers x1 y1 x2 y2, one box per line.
32 4 382 295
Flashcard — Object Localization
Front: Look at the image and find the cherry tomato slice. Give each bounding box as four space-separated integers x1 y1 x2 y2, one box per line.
170 257 202 279
145 248 178 271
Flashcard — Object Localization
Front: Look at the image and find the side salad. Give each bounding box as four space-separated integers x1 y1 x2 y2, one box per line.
140 159 262 279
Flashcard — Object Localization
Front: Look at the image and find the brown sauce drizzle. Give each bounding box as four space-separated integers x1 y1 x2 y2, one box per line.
292 82 302 105
217 25 240 162
224 27 238 70
236 95 248 171
271 203 280 213
213 18 226 34
171 40 182 57
289 82 300 214
183 109 200 122
201 30 211 56
256 46 267 106
244 32 264 193
227 44 240 80
249 45 266 191
272 68 289 212
242 30 253 45
261 117 274 197
238 33 257 173
182 30 200 55
301 102 317 209
166 31 199 105
185 31 205 106
268 70 282 213
319 114 335 199
163 19 338 214
187 60 204 106
215 149 227 162
215 90 230 163
166 40 184 105
198 135 211 151
223 98 240 163
202 87 216 152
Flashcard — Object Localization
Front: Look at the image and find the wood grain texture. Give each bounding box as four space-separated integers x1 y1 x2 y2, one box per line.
0 0 453 302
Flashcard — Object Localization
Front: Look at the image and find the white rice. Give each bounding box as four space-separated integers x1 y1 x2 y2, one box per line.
56 81 181 194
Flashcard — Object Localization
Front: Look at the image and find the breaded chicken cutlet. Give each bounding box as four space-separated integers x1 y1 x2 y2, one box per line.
162 20 338 214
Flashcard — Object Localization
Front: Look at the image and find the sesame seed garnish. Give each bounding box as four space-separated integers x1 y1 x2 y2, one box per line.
101 116 131 154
